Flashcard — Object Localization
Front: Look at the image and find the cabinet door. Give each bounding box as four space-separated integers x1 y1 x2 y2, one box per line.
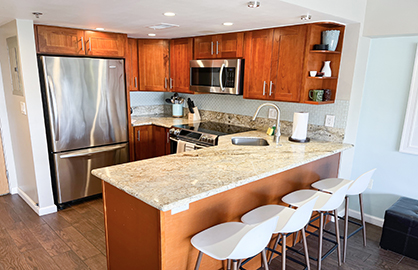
243 29 274 100
270 25 307 102
170 38 193 94
138 39 170 91
127 39 139 91
134 126 154 160
84 31 127 57
36 25 85 55
217 32 244 58
194 35 216 59
153 126 170 157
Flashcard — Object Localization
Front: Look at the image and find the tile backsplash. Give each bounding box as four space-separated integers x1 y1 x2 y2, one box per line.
129 91 349 130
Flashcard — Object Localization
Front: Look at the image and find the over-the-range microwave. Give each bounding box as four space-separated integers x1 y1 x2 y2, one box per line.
190 59 244 95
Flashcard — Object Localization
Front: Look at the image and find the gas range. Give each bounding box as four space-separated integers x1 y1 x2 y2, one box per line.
169 121 255 147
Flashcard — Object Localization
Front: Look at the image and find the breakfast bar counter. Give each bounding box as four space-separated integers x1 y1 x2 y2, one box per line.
92 129 352 270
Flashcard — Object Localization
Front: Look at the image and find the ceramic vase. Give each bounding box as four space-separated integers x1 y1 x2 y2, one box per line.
322 30 340 51
321 61 332 77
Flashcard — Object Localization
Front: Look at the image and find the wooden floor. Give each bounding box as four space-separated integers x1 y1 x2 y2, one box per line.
0 194 417 270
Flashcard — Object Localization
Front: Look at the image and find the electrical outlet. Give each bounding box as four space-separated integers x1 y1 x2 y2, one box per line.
368 178 374 189
20 101 27 115
325 115 335 127
268 108 277 119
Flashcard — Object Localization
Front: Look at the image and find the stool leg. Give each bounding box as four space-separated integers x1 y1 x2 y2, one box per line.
227 259 231 270
232 260 238 270
268 234 281 264
282 234 286 270
301 228 310 270
359 193 367 247
343 196 349 263
334 209 342 266
237 259 242 269
194 251 203 270
317 212 324 270
293 231 300 246
262 249 269 270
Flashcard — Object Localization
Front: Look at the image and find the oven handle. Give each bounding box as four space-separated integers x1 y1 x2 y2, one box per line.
169 137 206 149
219 63 225 91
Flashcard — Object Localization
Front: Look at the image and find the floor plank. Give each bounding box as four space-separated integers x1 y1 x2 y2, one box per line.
29 223 71 256
6 221 42 253
22 248 61 270
51 250 89 270
84 253 107 270
56 226 101 260
0 228 32 270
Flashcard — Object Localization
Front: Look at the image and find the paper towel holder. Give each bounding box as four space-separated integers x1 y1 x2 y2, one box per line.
289 136 310 143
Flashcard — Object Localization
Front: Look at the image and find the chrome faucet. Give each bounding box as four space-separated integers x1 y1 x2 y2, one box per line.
252 103 281 144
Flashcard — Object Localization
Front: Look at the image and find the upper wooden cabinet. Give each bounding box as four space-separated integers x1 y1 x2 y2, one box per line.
138 39 170 91
170 38 193 94
194 32 244 59
36 25 127 58
243 25 308 102
36 25 85 55
127 38 139 91
84 31 126 57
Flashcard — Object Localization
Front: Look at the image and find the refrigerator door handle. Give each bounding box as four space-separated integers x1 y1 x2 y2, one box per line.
60 144 127 159
47 75 59 141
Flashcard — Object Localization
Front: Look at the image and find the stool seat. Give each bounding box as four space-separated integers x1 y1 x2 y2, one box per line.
311 178 352 194
241 205 294 233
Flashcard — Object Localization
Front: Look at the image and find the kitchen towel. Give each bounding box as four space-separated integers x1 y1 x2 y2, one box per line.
291 112 309 140
177 140 186 153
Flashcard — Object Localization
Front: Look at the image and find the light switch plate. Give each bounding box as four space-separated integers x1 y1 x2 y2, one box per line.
20 101 27 115
268 108 277 119
325 115 335 127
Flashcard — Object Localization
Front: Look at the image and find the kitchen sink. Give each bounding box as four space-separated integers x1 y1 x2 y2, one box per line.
231 137 269 146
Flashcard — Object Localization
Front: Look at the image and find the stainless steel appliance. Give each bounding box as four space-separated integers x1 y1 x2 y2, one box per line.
39 56 128 206
169 121 254 153
190 59 244 95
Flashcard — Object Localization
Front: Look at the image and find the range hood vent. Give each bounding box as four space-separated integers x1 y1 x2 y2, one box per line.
147 23 179 30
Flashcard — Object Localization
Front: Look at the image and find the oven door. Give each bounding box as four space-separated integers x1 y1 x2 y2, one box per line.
190 59 243 95
169 137 206 154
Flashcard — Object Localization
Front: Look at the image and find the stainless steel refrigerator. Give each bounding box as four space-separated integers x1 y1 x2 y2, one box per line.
39 56 128 206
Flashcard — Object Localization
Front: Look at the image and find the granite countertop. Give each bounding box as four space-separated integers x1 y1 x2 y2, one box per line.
131 115 192 128
92 117 353 212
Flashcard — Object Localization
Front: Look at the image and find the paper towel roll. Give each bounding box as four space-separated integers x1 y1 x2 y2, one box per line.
291 112 309 140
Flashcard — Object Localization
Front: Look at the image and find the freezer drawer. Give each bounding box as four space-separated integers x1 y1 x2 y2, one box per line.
52 143 128 204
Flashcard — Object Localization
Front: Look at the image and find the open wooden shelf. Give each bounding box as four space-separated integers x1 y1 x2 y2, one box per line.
310 50 341 54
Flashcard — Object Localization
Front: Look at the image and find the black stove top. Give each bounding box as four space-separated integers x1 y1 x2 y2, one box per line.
172 121 254 136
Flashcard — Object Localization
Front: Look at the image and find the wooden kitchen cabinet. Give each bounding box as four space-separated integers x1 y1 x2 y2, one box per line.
36 25 127 58
169 38 194 93
194 32 244 59
133 125 170 161
127 38 139 91
138 39 170 91
300 22 345 104
36 25 85 55
243 25 307 102
84 31 126 57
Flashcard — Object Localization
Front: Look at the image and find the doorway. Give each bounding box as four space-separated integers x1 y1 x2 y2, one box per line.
0 128 9 195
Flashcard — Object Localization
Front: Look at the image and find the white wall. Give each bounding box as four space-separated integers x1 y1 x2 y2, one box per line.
349 36 418 220
0 19 56 215
363 0 418 37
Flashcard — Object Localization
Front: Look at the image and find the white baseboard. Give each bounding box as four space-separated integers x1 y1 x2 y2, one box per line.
17 188 57 216
334 207 384 227
10 187 18 194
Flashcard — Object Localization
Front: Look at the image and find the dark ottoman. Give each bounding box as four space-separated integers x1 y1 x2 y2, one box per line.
380 197 418 260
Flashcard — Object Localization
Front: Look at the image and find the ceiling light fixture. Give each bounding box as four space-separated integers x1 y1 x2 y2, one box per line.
164 12 176 17
147 23 179 30
223 22 234 26
95 28 105 31
148 33 156 37
300 14 312 21
247 1 260 8
32 12 43 18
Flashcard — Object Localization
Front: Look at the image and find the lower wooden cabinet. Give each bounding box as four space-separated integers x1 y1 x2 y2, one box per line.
133 125 170 161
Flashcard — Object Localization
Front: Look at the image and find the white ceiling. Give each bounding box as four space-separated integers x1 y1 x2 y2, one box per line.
1 0 354 38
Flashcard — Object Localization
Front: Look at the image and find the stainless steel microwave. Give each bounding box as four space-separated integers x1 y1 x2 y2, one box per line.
190 59 243 95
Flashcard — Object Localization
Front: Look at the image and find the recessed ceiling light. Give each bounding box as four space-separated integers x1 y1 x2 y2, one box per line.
300 14 312 21
247 1 260 8
148 33 156 37
95 28 105 31
223 22 234 26
164 12 176 17
32 12 43 18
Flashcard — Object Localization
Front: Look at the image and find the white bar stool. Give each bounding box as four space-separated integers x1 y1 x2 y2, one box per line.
311 168 376 262
190 214 279 270
241 196 318 270
281 182 350 270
